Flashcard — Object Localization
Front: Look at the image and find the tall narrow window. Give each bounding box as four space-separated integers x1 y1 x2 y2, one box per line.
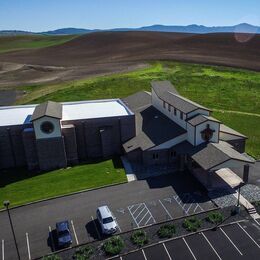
163 101 166 109
168 104 171 112
153 153 159 159
174 108 177 115
180 112 183 120
170 151 176 157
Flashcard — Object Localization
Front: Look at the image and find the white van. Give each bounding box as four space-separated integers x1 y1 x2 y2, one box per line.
96 205 118 235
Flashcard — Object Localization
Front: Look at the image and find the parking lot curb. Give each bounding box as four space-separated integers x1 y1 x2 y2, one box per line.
0 180 127 212
106 219 246 260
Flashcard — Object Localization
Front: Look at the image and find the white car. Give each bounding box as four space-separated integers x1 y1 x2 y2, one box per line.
96 205 118 235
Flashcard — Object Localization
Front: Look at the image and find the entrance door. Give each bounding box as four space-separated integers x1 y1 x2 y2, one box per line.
100 127 113 158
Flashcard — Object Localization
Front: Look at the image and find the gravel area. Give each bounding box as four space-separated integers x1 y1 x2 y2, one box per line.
240 184 260 202
208 189 238 208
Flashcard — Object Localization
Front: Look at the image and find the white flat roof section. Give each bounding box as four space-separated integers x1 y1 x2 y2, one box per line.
0 99 133 127
0 105 36 127
62 99 133 121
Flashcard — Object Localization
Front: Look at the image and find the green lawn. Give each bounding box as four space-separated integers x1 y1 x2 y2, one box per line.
0 159 126 209
18 61 260 158
213 111 260 159
20 62 260 114
0 35 77 53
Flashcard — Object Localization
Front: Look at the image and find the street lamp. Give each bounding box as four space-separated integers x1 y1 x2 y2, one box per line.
235 182 244 214
3 200 21 260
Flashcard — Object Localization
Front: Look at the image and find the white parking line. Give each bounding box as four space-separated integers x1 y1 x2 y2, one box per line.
182 237 197 260
1 240 4 260
201 233 222 260
115 219 122 233
163 243 172 260
254 219 260 227
70 220 79 245
135 206 146 220
145 216 153 226
132 204 143 215
159 199 173 220
26 233 31 260
237 222 260 249
128 206 139 228
138 211 149 226
144 203 156 224
142 249 147 260
91 216 101 240
220 227 243 255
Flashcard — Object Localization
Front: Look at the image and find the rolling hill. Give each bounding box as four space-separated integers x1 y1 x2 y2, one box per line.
1 23 259 35
0 31 259 91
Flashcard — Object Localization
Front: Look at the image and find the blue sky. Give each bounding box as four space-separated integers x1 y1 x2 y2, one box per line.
0 0 259 31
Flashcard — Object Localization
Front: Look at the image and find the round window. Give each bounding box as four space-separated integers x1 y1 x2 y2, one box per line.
40 121 55 134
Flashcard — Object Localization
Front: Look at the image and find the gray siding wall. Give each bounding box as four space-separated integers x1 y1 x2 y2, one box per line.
226 139 246 153
36 137 67 171
22 128 38 170
0 114 135 171
0 125 30 169
62 115 135 160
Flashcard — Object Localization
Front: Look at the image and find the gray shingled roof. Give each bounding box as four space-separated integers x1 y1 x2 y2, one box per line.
151 81 179 95
172 140 254 170
31 101 62 121
122 91 151 113
151 81 211 114
220 124 247 139
187 114 220 126
123 105 186 153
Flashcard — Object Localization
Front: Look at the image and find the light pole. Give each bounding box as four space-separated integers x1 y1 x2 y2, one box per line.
3 200 20 260
236 182 243 214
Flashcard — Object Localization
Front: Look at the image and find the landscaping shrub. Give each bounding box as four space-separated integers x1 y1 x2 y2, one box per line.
157 224 176 238
206 212 224 224
182 217 201 232
103 236 124 255
42 255 61 260
73 245 94 259
131 230 148 247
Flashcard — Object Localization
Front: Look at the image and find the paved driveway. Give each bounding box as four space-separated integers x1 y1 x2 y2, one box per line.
113 220 260 260
0 172 216 260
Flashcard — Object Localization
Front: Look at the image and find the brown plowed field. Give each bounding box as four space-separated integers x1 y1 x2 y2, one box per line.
0 31 259 89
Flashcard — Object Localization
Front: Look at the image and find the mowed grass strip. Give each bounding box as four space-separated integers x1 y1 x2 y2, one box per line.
0 34 77 53
0 159 126 209
213 111 260 159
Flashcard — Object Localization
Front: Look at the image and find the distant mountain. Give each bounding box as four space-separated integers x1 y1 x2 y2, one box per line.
0 30 34 35
139 23 260 34
41 27 99 35
1 23 259 36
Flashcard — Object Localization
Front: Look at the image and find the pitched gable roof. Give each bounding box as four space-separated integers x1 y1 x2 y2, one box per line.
151 80 211 114
187 114 220 126
31 101 62 121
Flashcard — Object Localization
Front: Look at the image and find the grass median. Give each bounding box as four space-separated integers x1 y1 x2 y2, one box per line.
0 158 126 209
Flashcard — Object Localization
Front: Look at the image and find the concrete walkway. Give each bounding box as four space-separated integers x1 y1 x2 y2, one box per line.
214 168 260 220
233 192 260 220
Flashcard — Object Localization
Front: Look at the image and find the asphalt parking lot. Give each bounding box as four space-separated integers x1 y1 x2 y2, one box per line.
0 173 216 259
112 220 260 260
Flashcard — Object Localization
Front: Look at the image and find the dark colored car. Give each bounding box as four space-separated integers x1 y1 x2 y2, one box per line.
56 220 72 248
